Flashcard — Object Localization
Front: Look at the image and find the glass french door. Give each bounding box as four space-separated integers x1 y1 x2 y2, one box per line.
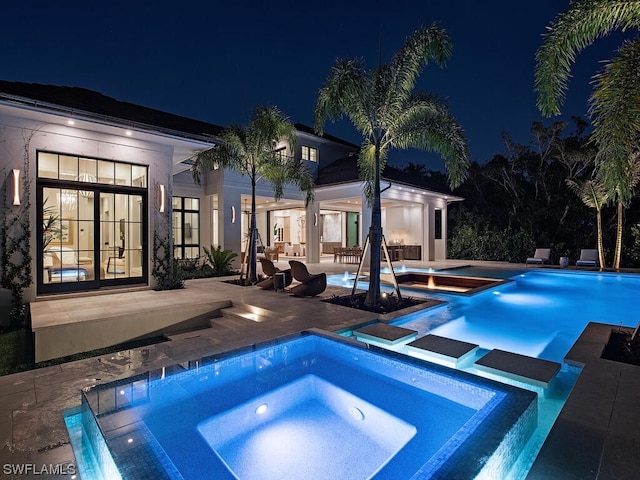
99 193 144 280
41 186 98 290
39 187 145 293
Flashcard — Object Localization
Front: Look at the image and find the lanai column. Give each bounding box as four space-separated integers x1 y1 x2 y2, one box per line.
306 200 321 263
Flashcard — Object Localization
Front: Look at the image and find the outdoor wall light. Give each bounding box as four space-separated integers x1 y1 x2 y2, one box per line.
12 169 20 206
158 184 166 213
231 205 236 223
313 212 318 226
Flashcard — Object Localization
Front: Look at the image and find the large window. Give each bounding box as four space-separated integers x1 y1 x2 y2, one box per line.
37 152 147 294
301 145 318 162
173 197 200 259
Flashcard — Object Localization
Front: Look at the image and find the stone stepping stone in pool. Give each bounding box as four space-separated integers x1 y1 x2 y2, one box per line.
406 334 479 367
353 323 418 346
474 349 561 388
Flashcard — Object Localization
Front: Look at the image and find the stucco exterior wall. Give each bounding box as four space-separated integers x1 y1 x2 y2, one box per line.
0 111 175 299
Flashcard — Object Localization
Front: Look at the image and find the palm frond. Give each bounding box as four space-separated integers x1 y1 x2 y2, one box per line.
391 94 469 188
590 38 640 156
389 23 452 104
535 0 640 116
566 177 610 209
314 58 370 135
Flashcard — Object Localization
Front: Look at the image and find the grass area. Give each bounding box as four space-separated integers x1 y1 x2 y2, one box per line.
0 329 166 377
0 329 29 376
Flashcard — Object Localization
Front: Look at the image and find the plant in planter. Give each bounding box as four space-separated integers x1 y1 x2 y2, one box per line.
203 245 238 276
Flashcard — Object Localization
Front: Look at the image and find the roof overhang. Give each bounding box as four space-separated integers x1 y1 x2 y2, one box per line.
0 94 221 169
314 178 463 204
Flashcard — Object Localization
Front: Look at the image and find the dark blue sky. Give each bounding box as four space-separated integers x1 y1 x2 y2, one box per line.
2 1 633 170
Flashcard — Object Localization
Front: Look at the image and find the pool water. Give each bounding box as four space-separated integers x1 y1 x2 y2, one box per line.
393 270 639 363
334 268 640 479
67 332 537 479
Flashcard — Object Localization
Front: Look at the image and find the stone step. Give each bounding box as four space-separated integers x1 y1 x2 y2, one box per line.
353 323 418 346
406 334 479 367
474 349 561 388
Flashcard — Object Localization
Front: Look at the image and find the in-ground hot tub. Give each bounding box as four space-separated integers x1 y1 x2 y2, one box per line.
66 330 537 479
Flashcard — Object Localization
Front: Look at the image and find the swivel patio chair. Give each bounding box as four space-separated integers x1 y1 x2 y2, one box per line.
288 260 327 297
257 257 292 290
576 249 599 268
525 248 551 266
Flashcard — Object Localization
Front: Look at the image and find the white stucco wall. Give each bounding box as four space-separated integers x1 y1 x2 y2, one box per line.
0 110 178 299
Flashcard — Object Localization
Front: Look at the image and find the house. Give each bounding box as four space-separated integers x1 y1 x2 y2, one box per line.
0 81 460 300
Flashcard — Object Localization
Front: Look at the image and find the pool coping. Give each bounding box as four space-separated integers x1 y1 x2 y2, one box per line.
526 322 640 479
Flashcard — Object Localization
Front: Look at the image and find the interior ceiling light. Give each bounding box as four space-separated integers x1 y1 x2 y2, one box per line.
76 172 96 198
125 130 133 136
67 120 75 125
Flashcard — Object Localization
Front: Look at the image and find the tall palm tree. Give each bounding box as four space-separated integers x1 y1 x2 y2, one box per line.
193 105 314 285
535 0 640 268
566 177 609 269
590 39 640 268
315 24 469 309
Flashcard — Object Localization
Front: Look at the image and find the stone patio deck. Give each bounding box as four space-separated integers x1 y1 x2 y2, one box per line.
0 259 638 479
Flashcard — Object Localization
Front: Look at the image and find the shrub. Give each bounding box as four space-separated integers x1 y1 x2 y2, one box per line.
203 245 238 276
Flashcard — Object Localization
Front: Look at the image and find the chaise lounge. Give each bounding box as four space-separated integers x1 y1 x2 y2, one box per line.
576 249 599 268
257 257 292 290
525 248 551 266
288 260 327 297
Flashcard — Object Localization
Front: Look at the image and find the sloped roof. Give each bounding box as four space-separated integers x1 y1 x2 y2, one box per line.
315 154 454 195
294 123 360 149
0 80 223 141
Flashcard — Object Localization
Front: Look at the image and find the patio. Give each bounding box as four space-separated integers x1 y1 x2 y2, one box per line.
0 259 638 479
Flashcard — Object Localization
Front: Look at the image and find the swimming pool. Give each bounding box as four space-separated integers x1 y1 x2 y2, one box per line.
66 331 537 479
391 269 639 363
336 268 640 478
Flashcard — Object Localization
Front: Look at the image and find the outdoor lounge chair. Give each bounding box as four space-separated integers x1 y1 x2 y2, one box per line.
288 260 327 297
257 257 292 290
525 248 551 265
576 249 599 268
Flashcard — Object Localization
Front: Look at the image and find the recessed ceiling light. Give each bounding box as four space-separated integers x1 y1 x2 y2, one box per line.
67 120 75 126
125 130 133 136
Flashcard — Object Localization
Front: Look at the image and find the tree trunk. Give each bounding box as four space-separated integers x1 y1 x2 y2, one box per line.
613 201 623 270
596 208 605 271
244 177 259 285
364 141 382 308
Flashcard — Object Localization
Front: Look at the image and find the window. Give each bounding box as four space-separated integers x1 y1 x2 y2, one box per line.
173 197 200 259
275 147 287 161
434 209 442 240
301 145 318 162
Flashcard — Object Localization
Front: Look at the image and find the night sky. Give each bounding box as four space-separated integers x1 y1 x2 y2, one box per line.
2 1 634 170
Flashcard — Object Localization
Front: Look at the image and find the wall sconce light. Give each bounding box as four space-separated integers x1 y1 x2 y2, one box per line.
12 169 20 206
158 184 165 213
231 205 236 223
313 212 318 226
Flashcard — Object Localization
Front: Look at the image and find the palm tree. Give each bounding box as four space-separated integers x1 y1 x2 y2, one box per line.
193 105 314 285
315 24 469 309
590 40 640 268
535 0 640 268
566 177 609 269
